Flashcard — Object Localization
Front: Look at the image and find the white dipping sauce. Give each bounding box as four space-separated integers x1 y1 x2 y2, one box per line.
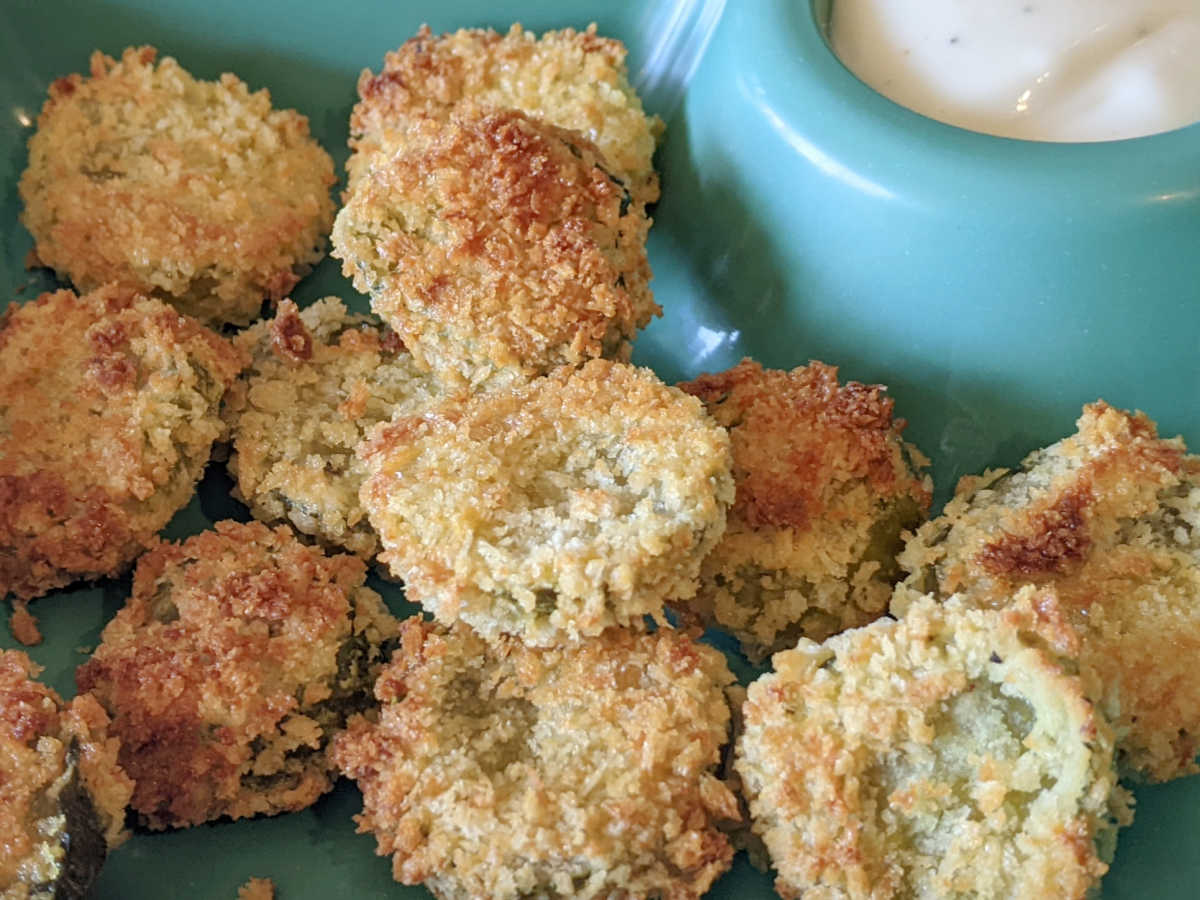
829 0 1200 141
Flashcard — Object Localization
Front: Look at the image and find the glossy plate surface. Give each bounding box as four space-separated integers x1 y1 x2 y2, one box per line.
2 1 1198 897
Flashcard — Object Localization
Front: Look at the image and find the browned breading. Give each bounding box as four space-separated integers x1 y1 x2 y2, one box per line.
0 285 246 627
349 24 661 203
332 108 657 387
358 360 733 646
900 401 1200 781
19 47 336 326
736 590 1131 900
0 650 133 898
224 298 449 558
75 520 399 830
678 359 931 661
333 619 739 900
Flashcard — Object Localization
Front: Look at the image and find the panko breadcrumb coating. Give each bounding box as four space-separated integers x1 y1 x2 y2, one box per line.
225 297 448 558
0 285 245 631
679 360 931 662
736 588 1131 900
358 359 734 645
349 24 662 203
75 520 399 830
19 46 336 326
332 108 657 387
900 401 1200 781
0 651 133 900
333 619 740 900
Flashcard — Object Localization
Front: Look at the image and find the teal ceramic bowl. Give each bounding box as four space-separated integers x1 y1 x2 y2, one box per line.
1 1 1198 897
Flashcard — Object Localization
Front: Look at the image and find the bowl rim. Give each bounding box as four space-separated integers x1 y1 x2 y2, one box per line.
731 0 1200 216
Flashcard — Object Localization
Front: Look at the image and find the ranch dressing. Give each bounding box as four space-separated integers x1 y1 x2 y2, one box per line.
829 1 1200 141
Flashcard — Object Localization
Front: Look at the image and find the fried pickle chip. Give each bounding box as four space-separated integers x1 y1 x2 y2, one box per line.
225 297 448 558
736 588 1131 900
75 520 399 830
333 619 739 900
332 109 657 387
678 360 931 661
19 46 336 326
0 651 133 900
0 285 245 625
358 360 733 645
899 401 1200 781
349 24 661 203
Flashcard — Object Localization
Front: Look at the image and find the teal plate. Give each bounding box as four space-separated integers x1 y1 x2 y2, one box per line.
2 1 1199 897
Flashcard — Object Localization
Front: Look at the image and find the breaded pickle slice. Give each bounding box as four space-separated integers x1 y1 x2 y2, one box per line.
0 651 133 900
225 298 447 558
332 108 657 387
736 588 1131 900
0 285 245 634
75 520 399 830
678 360 931 662
19 47 336 326
349 24 661 203
333 619 740 900
900 401 1200 781
358 360 734 645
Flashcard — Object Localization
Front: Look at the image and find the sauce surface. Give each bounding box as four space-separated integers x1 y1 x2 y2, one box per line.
829 0 1200 142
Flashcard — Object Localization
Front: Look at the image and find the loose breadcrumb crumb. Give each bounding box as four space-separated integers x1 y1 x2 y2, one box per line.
19 46 336 326
333 619 739 900
900 401 1200 781
236 877 275 900
679 360 931 661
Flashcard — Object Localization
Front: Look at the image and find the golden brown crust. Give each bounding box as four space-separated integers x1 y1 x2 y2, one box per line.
677 360 931 661
976 485 1092 577
683 360 925 530
332 108 657 386
0 285 245 612
899 401 1200 780
75 520 399 830
736 590 1130 900
0 651 134 895
332 619 738 900
19 46 336 326
349 23 661 203
224 298 449 557
358 360 733 645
